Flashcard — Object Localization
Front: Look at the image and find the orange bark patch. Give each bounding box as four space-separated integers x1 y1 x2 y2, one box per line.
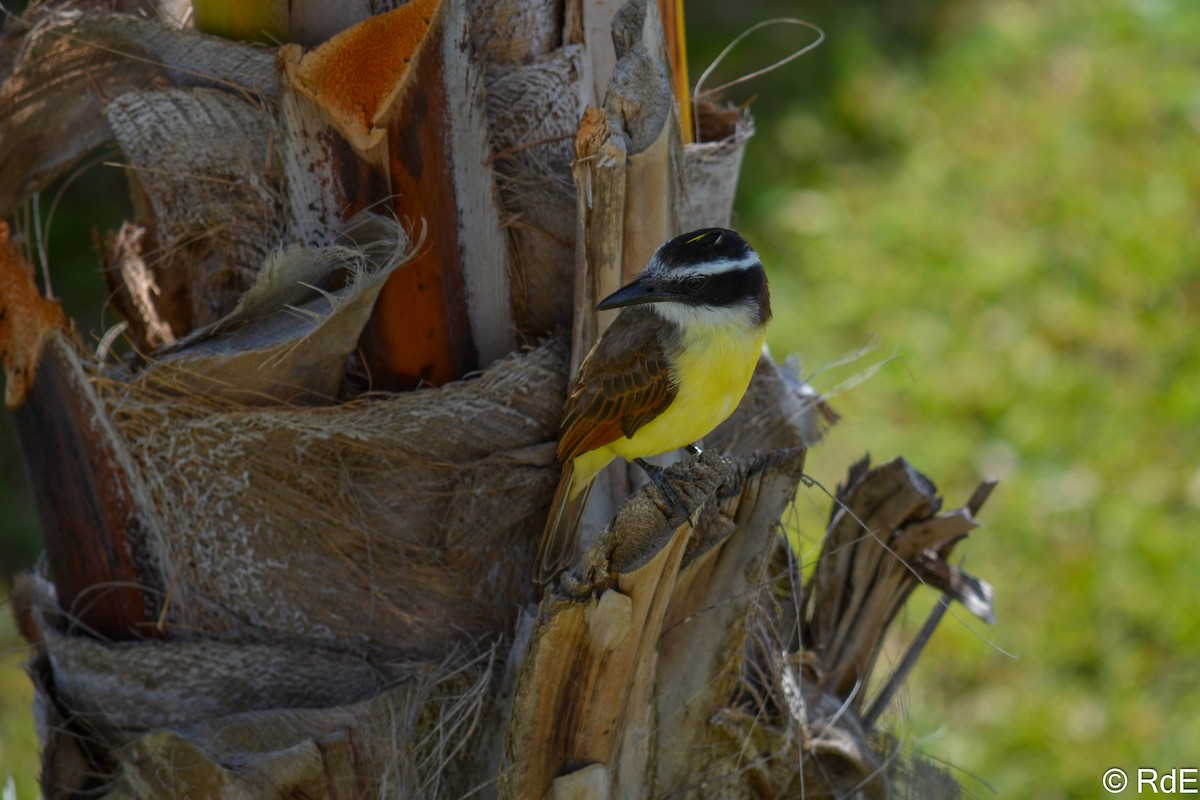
0 222 67 409
290 0 442 154
360 10 473 390
574 105 610 161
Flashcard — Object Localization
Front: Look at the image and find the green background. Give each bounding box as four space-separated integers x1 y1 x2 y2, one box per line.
4 0 1199 796
690 0 1200 796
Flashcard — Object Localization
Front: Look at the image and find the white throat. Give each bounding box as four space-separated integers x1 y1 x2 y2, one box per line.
651 300 761 333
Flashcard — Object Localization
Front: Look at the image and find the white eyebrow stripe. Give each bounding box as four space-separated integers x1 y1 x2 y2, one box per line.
670 254 762 277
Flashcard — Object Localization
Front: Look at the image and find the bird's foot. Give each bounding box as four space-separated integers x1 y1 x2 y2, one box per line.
634 458 694 523
685 442 703 456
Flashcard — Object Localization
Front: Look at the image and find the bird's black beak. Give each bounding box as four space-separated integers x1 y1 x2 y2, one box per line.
596 276 679 311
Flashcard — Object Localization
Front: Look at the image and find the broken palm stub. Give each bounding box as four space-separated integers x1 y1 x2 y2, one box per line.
279 0 512 388
2 0 991 797
2 223 154 644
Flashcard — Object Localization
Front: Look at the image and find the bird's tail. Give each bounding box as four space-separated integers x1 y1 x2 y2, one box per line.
536 460 593 584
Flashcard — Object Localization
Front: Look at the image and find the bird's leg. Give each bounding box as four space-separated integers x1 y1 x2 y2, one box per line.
685 443 703 456
633 457 693 523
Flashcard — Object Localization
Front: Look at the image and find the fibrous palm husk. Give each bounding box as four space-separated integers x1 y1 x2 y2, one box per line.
106 87 283 330
22 575 496 800
0 6 283 341
131 214 414 404
483 45 583 335
0 8 278 220
469 0 581 336
97 343 564 652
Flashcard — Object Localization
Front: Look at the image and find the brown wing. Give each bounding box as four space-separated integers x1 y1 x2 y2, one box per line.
557 306 678 462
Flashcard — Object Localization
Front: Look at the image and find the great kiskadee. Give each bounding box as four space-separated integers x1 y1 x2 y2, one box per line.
537 228 772 581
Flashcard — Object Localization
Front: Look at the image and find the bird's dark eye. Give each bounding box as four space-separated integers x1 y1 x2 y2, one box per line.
685 276 707 291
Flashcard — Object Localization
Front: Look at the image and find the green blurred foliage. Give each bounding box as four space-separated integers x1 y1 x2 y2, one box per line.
691 0 1200 796
3 0 1198 796
0 608 37 798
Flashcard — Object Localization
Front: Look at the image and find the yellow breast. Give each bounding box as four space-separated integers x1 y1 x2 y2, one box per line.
570 319 765 495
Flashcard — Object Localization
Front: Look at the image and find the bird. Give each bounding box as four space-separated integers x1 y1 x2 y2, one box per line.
537 227 772 582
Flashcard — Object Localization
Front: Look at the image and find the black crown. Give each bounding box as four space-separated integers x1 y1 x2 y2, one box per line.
656 228 752 269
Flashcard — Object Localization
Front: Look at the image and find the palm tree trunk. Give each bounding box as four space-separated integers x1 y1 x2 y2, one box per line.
0 1 992 797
